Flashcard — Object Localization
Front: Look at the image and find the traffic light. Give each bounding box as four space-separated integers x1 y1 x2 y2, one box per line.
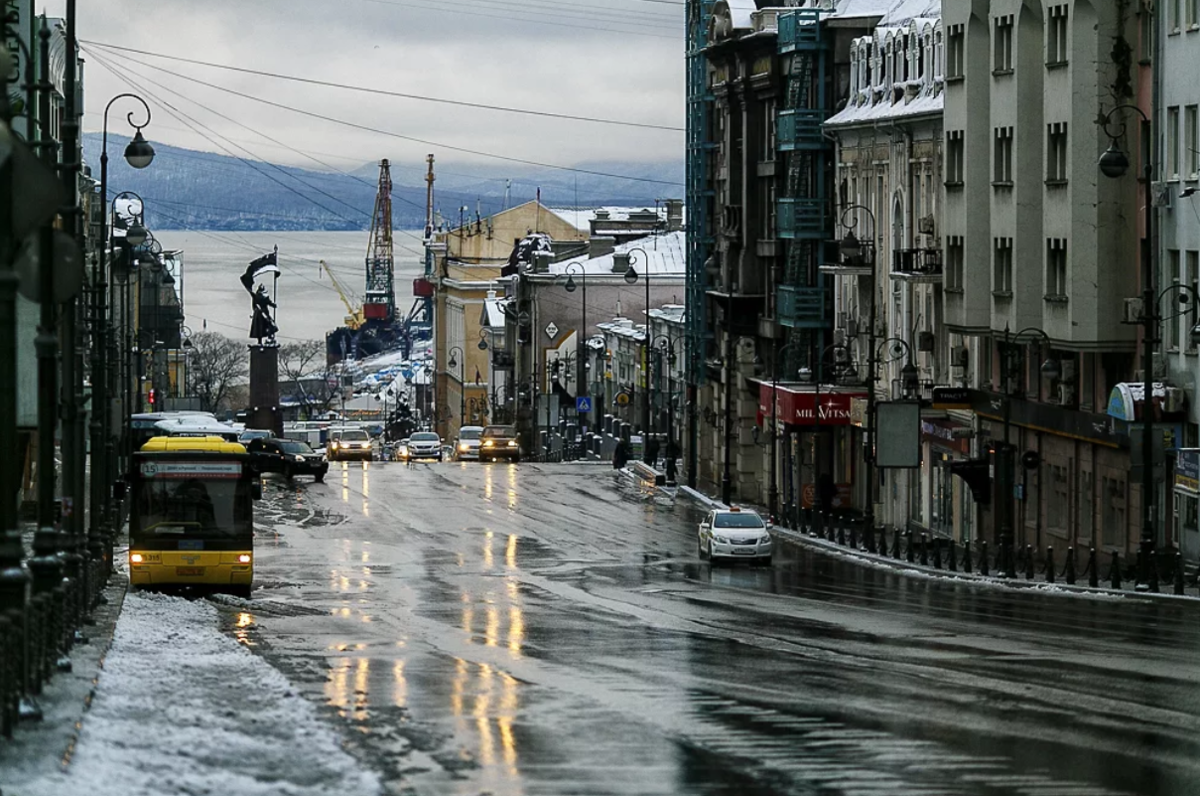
147 388 157 408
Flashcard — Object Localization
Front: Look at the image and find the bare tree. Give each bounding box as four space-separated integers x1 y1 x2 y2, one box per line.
188 332 248 414
278 340 339 418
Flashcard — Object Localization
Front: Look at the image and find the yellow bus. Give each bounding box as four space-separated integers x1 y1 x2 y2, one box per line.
129 436 261 598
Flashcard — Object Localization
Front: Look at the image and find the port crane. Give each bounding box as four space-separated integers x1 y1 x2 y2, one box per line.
319 259 365 331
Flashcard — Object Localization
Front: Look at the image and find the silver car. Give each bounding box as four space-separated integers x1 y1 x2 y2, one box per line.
698 508 773 565
454 426 484 461
407 431 443 461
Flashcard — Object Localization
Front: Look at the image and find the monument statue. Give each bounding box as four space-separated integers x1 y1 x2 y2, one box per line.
240 248 281 345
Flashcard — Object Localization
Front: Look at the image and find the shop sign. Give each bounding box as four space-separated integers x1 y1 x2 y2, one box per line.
931 387 971 410
757 383 867 427
920 419 971 455
800 482 852 509
1176 449 1200 494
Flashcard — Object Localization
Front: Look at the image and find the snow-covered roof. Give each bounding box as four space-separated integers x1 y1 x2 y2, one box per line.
544 231 687 278
546 206 678 233
482 294 506 327
648 305 686 324
829 0 939 22
597 317 647 343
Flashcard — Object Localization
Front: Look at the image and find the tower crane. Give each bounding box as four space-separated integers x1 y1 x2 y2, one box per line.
319 260 365 331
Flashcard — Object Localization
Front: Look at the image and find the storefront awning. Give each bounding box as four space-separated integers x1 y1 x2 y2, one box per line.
1107 382 1169 422
757 382 868 427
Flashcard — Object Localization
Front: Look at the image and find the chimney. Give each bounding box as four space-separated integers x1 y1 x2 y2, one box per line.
533 251 552 274
589 236 615 259
666 199 684 232
612 252 631 274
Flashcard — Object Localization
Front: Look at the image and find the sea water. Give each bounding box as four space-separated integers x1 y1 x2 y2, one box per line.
157 229 428 343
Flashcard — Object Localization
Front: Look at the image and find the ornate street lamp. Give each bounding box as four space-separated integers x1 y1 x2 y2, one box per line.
448 346 465 431
622 247 652 459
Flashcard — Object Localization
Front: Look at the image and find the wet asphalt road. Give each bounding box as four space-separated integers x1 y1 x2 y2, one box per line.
234 460 1200 796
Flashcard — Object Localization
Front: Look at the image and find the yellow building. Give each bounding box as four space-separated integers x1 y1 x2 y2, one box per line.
434 201 587 439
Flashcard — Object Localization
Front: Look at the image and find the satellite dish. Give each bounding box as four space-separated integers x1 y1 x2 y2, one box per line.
16 229 84 304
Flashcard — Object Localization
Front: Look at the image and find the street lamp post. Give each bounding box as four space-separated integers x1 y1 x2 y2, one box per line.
623 247 652 459
448 346 465 433
767 339 806 522
110 192 148 474
97 92 154 569
1098 104 1159 592
651 334 680 472
563 262 589 430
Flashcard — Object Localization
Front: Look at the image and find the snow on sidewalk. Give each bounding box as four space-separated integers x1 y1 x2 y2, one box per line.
21 591 381 796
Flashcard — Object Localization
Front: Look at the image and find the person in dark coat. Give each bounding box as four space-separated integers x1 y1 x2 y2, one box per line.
613 438 631 470
817 473 837 514
645 436 661 468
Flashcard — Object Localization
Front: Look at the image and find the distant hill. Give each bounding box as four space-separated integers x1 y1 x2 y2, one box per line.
83 133 683 232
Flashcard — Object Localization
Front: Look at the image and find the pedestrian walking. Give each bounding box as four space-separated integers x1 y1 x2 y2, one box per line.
613 438 631 470
645 436 660 468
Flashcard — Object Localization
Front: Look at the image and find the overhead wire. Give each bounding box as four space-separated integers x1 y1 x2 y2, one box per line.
350 0 679 39
83 40 682 132
85 43 684 187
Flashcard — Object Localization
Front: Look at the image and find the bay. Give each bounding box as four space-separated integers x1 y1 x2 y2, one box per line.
157 230 429 343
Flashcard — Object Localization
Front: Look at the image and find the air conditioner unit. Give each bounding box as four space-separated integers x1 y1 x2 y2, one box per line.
1059 358 1076 384
1153 181 1173 209
1123 298 1144 324
1057 384 1076 405
1165 386 1185 413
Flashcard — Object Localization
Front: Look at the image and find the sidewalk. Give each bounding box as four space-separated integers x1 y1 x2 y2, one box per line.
671 482 1200 603
4 586 381 796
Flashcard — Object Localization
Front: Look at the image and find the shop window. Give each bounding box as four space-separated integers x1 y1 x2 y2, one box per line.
1102 477 1126 547
1078 470 1093 542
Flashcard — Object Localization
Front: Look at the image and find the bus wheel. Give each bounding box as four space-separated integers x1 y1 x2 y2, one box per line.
231 585 252 599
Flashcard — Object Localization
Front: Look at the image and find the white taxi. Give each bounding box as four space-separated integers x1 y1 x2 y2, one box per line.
698 507 773 565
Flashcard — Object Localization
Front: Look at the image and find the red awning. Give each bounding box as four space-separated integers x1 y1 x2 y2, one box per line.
757 383 867 426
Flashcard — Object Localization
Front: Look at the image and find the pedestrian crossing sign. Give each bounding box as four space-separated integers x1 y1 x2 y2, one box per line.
576 396 593 413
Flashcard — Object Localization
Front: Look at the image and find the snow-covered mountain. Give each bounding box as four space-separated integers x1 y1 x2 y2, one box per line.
83 133 683 232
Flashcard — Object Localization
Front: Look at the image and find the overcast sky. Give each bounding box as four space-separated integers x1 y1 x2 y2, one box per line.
43 0 685 175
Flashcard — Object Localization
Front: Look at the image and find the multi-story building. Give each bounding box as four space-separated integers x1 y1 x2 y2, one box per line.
825 1 946 533
1159 0 1200 561
944 0 1147 559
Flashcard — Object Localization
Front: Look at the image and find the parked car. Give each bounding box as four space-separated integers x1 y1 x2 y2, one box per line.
327 427 373 462
407 431 443 461
454 426 484 461
697 507 773 565
479 425 521 462
239 428 273 445
394 437 411 461
246 437 328 482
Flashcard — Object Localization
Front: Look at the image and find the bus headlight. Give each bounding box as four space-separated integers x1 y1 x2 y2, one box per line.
238 554 252 564
130 553 143 564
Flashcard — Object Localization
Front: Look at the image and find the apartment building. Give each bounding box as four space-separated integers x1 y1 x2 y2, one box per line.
943 0 1149 558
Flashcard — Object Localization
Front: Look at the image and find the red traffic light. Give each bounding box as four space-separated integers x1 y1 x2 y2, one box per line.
147 388 157 407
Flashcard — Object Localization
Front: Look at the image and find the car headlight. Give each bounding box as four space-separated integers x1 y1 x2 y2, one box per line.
761 535 772 544
507 440 517 447
714 535 730 544
331 441 339 449
294 454 305 462
459 443 469 451
483 440 494 447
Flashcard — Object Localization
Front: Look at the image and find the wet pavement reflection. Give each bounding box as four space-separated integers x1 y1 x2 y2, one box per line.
233 461 1200 796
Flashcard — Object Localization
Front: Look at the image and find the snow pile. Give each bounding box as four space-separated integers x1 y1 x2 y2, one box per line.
22 592 380 796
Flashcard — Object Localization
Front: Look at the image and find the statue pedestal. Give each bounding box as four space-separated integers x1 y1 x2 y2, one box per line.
247 344 282 436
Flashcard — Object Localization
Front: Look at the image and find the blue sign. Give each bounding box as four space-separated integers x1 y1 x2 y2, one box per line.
576 396 593 413
1177 449 1200 493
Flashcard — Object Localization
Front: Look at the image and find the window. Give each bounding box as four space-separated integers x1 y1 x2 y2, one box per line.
993 127 1013 184
1189 0 1198 28
993 237 1013 294
946 130 964 184
1047 5 1068 64
1188 251 1199 352
1048 465 1069 535
1047 123 1068 182
1170 0 1181 31
764 98 777 155
947 25 964 79
1102 477 1126 548
1168 106 1181 179
946 236 964 291
1046 238 1067 298
994 16 1014 73
1078 470 1094 542
764 182 777 239
1169 251 1182 348
1187 105 1199 178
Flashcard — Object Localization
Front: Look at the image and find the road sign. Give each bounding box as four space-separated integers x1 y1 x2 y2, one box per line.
615 391 630 406
576 396 592 413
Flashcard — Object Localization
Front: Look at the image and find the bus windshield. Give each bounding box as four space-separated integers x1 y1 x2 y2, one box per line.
134 469 251 539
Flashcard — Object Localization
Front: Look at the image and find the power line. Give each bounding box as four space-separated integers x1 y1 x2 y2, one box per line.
82 41 683 132
85 46 684 188
351 0 680 40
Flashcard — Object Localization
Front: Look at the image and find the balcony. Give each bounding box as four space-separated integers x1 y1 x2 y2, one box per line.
777 8 824 54
776 197 825 240
777 284 829 329
891 248 943 283
776 109 825 152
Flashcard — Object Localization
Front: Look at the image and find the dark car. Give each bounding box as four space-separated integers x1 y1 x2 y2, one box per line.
479 425 521 462
246 437 329 481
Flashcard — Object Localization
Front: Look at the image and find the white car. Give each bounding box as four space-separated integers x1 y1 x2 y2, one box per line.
454 426 484 461
407 431 443 461
698 507 773 565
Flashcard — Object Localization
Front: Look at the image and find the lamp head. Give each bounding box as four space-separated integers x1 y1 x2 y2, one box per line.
1040 356 1061 381
564 274 577 293
126 222 148 247
798 366 813 384
1098 141 1130 179
124 130 156 169
477 337 488 350
623 266 639 285
448 354 457 369
840 230 862 261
